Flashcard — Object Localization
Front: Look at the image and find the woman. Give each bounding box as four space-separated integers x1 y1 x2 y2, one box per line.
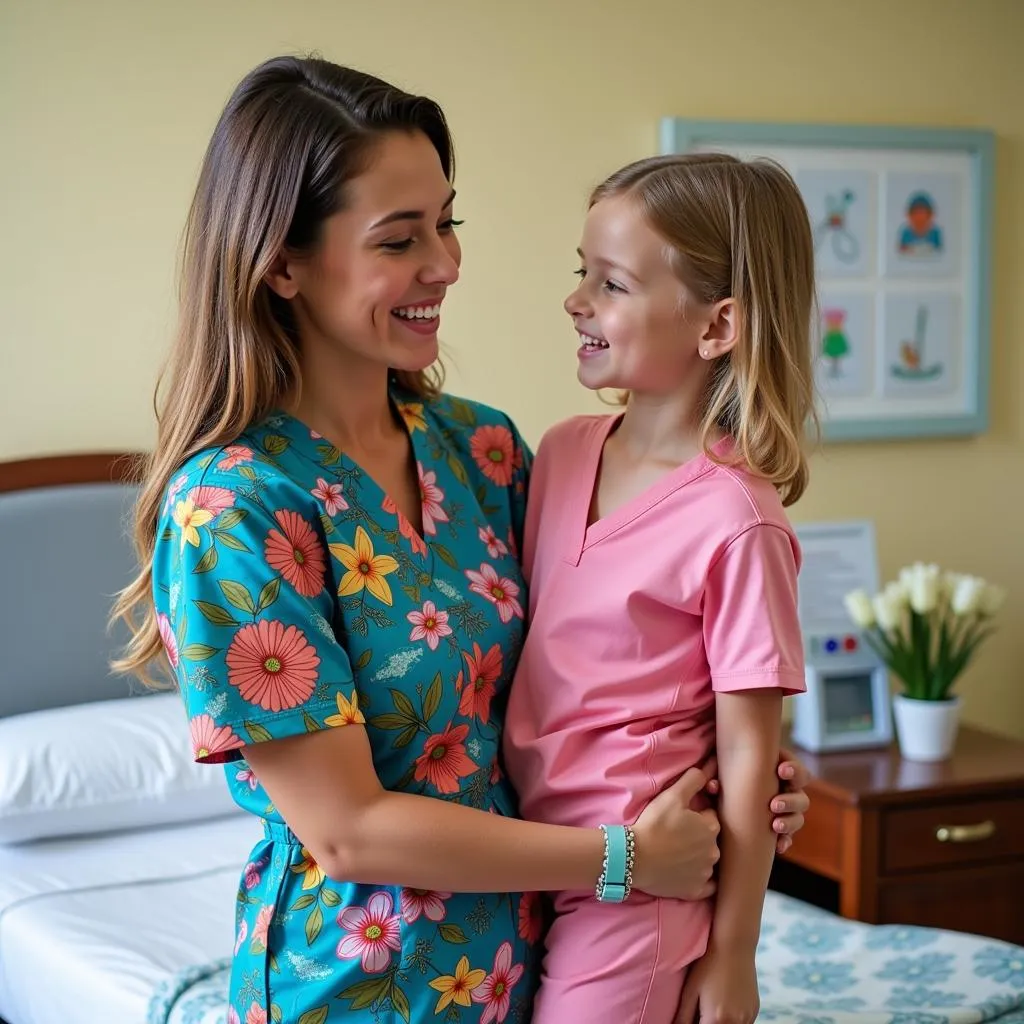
114 56 811 1024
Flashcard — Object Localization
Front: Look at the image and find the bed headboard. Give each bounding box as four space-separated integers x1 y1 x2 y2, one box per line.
0 452 152 718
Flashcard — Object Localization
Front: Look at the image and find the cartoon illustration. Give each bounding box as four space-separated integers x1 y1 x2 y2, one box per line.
891 304 943 381
814 189 860 263
821 308 851 378
897 191 943 256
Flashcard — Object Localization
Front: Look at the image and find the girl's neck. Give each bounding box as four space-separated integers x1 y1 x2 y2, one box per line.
614 388 721 465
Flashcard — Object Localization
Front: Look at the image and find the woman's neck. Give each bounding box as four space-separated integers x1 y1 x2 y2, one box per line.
287 342 398 453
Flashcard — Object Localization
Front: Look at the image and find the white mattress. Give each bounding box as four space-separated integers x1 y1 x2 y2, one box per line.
0 814 258 1024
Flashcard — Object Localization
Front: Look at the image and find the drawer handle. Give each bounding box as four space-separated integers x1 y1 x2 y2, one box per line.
935 820 996 844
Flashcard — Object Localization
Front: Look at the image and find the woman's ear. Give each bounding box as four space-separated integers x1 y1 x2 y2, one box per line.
264 250 300 300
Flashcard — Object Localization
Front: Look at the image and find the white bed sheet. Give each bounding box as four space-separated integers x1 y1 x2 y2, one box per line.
0 814 258 1024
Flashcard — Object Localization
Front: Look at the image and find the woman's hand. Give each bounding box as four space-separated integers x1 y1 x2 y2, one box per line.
675 946 759 1024
704 748 811 854
631 767 721 900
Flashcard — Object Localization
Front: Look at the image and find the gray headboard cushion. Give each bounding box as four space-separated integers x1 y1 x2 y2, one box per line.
0 456 156 719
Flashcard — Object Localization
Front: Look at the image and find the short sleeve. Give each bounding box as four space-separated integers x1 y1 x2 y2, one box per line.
703 524 806 695
153 479 358 764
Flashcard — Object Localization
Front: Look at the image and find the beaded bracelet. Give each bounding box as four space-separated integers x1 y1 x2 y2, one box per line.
595 824 636 903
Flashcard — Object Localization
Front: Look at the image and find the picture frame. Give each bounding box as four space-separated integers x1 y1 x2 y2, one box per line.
660 118 995 442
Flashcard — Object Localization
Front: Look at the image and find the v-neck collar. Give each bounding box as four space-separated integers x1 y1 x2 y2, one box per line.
566 414 731 566
253 384 432 558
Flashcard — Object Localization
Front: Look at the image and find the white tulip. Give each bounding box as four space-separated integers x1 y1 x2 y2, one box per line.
873 590 903 632
978 583 1006 617
941 571 964 600
951 575 986 616
884 580 910 610
909 563 940 614
844 589 876 628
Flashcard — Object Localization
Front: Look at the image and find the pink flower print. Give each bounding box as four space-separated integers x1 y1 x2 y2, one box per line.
189 714 242 762
234 919 248 955
243 856 267 891
245 1005 267 1024
399 888 451 924
157 613 179 669
465 563 523 623
478 525 508 559
472 941 525 1024
225 620 320 712
235 766 258 791
311 477 348 516
309 428 323 440
227 1009 241 1024
407 600 452 651
517 892 544 944
414 724 477 794
217 445 253 470
458 642 503 724
506 526 518 560
469 424 515 487
188 485 236 518
418 463 449 536
164 472 189 514
337 891 402 974
250 905 274 952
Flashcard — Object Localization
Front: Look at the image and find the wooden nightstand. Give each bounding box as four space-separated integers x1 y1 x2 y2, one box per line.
770 724 1024 944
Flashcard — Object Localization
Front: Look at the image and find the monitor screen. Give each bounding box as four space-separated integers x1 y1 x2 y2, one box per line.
823 672 876 733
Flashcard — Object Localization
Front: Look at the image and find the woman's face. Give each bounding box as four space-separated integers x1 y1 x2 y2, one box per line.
271 130 462 376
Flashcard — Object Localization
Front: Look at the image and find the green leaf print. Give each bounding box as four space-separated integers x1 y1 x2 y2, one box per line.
219 579 257 614
269 951 281 974
215 530 252 553
263 434 291 456
390 981 411 1023
161 526 174 542
319 512 335 536
316 443 342 467
257 577 281 612
438 923 470 944
401 584 421 605
238 465 257 481
446 451 470 486
337 976 390 1010
320 887 341 908
305 904 323 945
245 721 273 743
271 1003 283 1023
193 545 218 574
390 689 418 720
175 608 187 648
433 544 459 571
290 894 317 911
448 397 477 427
394 725 419 749
217 507 249 530
297 1009 329 1024
181 643 219 661
422 673 443 721
354 648 373 671
193 600 239 627
369 713 416 730
302 711 321 733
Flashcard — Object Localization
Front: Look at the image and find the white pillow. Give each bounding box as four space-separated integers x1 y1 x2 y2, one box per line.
0 693 240 844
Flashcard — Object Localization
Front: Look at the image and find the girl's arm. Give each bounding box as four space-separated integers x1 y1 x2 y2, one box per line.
709 689 784 950
243 723 720 899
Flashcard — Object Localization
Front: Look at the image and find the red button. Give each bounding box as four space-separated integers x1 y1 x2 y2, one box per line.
843 635 858 651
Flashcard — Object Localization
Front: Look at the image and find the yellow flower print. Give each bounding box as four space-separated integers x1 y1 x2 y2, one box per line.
290 847 325 890
396 401 427 433
324 689 366 728
173 498 213 548
329 526 399 606
428 955 486 1013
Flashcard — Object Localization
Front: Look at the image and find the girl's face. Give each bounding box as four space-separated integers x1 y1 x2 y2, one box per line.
268 130 462 376
564 195 709 395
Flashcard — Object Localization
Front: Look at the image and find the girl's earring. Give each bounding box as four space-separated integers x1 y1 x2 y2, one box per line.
701 349 710 359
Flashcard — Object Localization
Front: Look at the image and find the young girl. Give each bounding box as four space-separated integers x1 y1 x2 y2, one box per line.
504 153 816 1024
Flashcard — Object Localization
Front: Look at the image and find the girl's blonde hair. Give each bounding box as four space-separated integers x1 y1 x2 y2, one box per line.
591 153 817 506
112 56 454 683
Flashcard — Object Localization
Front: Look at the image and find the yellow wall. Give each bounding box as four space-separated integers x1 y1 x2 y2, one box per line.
2 0 1022 737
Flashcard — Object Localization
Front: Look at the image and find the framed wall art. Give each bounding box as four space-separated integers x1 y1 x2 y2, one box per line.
660 118 995 442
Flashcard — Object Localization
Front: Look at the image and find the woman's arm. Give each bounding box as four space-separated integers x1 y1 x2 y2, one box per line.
243 723 720 899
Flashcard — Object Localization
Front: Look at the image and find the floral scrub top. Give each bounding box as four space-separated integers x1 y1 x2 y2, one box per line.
152 388 542 1024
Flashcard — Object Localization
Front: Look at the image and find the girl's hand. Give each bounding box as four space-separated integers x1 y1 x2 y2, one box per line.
631 767 721 900
702 748 812 854
675 947 759 1024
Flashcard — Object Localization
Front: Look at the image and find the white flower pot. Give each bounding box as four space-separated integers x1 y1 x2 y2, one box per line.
892 694 961 762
